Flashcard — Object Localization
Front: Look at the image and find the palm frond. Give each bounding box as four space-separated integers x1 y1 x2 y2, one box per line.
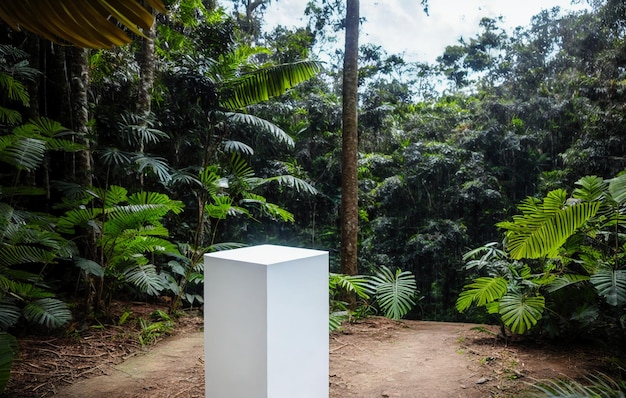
456 276 508 313
74 257 104 277
22 298 72 329
263 175 318 195
0 299 21 331
499 292 545 334
608 172 626 205
220 61 323 110
226 112 294 147
123 264 164 296
369 266 418 320
497 189 600 259
223 140 255 155
0 0 166 49
545 274 590 293
133 154 173 184
0 332 17 392
0 136 46 171
590 267 626 306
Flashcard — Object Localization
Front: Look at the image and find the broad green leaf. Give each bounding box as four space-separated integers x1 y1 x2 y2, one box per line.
370 266 418 320
608 173 626 205
590 267 626 306
456 277 507 313
22 298 72 329
499 292 545 334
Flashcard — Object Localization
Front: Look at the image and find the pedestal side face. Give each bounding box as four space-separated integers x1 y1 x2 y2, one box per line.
204 255 267 398
267 252 329 398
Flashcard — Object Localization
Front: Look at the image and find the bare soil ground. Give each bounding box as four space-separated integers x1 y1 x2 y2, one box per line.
3 303 618 398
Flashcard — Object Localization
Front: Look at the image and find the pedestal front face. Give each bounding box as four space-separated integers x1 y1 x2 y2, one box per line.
204 245 329 398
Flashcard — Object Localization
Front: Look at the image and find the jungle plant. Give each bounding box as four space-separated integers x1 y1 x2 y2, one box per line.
369 265 419 320
456 171 626 337
328 266 419 331
56 185 184 314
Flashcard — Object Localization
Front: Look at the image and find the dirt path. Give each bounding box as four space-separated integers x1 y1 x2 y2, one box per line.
330 321 489 398
47 317 605 398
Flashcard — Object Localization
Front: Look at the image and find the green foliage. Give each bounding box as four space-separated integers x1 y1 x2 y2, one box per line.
138 310 174 346
0 333 17 392
328 267 419 330
456 277 508 313
458 171 626 337
496 189 600 260
369 266 418 320
57 185 184 303
530 372 626 397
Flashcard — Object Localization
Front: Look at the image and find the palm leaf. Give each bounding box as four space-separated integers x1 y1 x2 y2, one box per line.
74 257 104 277
263 175 319 195
0 0 166 49
0 136 46 171
329 273 372 299
590 267 626 306
220 61 323 110
223 140 254 155
123 264 164 296
499 292 545 334
0 299 20 331
608 172 626 205
498 189 600 259
0 332 17 393
545 274 590 293
226 112 294 147
22 298 72 329
456 276 508 313
370 266 418 320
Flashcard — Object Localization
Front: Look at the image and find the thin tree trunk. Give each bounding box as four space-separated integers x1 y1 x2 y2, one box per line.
68 47 93 188
340 0 359 279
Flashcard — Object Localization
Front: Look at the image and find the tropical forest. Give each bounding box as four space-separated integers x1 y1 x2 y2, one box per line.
1 0 626 396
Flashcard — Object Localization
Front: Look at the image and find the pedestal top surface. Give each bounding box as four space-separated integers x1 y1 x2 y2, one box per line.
205 244 327 265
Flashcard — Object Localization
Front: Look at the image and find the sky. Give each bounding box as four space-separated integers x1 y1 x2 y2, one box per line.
260 0 591 64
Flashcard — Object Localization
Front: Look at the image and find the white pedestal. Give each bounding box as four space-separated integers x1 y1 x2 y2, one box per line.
204 244 329 398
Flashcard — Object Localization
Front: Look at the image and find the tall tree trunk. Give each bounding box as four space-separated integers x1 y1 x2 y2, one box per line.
136 4 157 189
137 22 155 120
67 47 93 188
340 0 359 278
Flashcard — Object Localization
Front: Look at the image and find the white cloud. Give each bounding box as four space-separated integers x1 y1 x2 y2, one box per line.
260 0 590 63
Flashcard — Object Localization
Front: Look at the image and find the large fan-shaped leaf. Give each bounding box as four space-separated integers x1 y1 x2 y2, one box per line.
22 298 72 329
590 267 626 306
499 292 545 334
0 0 166 49
123 264 164 296
456 276 508 313
609 173 626 205
0 136 45 171
0 299 20 331
545 274 590 293
226 112 294 147
74 257 104 277
370 266 418 320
